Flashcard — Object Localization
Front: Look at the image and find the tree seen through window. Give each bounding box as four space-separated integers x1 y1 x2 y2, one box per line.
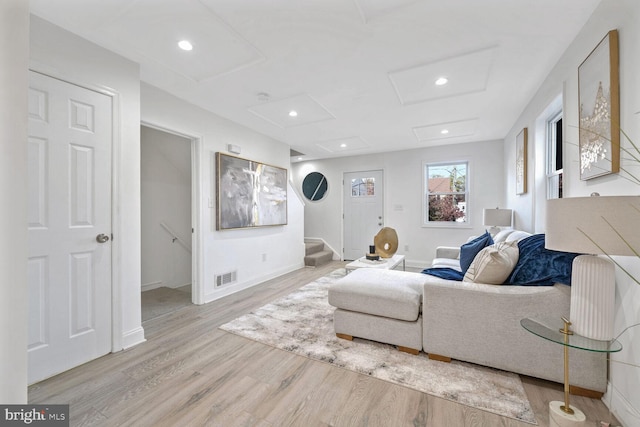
425 162 467 223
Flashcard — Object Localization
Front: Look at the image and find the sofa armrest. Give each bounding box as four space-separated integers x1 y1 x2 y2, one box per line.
435 246 460 259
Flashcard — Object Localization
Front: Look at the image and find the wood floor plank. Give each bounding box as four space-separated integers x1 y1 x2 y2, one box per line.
28 261 620 426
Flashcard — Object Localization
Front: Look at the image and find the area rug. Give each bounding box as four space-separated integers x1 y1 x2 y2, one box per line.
219 269 537 424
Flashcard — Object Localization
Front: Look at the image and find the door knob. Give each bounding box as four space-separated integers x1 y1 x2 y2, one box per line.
96 234 110 243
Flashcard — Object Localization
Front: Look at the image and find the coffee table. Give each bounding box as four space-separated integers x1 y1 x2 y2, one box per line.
345 254 405 273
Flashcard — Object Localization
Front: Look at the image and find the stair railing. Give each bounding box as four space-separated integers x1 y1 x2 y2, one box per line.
159 222 192 254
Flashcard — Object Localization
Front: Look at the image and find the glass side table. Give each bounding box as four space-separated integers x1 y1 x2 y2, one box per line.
521 317 622 427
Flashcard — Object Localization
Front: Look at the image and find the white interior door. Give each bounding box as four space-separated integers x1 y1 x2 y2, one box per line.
27 71 112 384
343 170 384 260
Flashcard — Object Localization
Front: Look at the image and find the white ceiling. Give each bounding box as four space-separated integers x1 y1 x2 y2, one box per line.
29 0 602 162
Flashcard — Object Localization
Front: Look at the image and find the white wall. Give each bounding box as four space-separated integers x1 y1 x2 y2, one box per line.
30 15 144 349
504 1 640 424
0 0 29 404
141 126 192 291
141 83 305 303
292 139 504 267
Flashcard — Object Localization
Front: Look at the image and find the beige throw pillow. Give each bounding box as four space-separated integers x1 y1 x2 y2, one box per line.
463 241 519 284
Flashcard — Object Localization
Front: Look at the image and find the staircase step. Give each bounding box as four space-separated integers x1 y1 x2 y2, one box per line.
304 250 333 267
305 241 325 256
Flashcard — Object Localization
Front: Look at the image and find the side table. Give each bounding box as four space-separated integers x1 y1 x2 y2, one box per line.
520 317 622 427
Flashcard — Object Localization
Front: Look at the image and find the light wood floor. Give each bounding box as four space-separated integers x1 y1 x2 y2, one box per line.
29 261 619 426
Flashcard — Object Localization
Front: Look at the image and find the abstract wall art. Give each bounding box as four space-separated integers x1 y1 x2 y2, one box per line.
578 29 620 180
516 128 527 195
216 152 287 230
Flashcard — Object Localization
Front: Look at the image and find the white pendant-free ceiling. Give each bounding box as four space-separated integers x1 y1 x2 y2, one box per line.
30 0 602 161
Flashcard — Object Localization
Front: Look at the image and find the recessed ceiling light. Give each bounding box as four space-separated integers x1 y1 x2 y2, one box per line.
441 129 449 134
289 110 298 117
435 77 448 86
178 40 193 51
340 143 347 148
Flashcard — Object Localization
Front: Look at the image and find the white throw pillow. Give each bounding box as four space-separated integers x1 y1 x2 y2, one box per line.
463 241 519 284
492 229 514 243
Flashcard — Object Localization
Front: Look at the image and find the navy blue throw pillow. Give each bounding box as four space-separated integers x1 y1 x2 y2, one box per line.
459 231 494 274
504 234 582 286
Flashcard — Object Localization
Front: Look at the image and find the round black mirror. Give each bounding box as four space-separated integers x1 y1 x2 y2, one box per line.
302 172 328 201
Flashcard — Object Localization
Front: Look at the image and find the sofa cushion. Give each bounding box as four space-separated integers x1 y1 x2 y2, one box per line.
430 257 462 271
459 231 493 274
328 268 425 321
463 241 519 284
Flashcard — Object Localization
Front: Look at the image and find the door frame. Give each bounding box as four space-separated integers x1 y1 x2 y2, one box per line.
28 68 123 352
140 121 204 305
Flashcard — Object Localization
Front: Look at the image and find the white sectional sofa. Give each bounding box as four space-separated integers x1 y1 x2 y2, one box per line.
328 229 608 395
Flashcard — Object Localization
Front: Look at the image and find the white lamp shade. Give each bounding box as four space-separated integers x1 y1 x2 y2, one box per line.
483 208 512 227
546 196 640 256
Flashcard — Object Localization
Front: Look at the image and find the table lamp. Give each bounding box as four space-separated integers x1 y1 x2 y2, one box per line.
483 207 513 236
545 195 640 341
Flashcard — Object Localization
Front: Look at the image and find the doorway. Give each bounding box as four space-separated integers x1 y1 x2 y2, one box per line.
140 125 193 321
343 170 384 260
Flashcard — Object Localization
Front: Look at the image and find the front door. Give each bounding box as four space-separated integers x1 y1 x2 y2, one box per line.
343 170 384 260
27 71 113 384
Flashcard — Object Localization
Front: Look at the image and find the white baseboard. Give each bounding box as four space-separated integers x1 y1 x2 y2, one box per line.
142 281 191 292
204 262 304 304
603 381 640 427
141 281 162 292
121 326 146 350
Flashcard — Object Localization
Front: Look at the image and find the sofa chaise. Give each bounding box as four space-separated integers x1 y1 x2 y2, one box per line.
328 229 607 395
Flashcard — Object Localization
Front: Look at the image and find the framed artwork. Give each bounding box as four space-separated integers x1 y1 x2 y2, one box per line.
578 29 620 180
516 128 527 195
216 152 288 230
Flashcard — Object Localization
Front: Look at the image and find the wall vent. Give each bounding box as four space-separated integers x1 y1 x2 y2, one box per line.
215 271 237 288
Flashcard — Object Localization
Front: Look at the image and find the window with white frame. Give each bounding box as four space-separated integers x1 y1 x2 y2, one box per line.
546 111 563 199
424 161 468 225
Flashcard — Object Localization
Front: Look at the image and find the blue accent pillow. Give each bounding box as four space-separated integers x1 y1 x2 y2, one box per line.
421 267 464 281
504 234 582 286
459 231 494 274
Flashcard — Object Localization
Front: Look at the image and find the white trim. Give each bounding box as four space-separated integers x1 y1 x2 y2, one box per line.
422 160 471 228
604 380 640 427
121 327 146 350
140 121 206 305
141 281 192 292
141 281 163 292
203 262 303 303
110 88 124 352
